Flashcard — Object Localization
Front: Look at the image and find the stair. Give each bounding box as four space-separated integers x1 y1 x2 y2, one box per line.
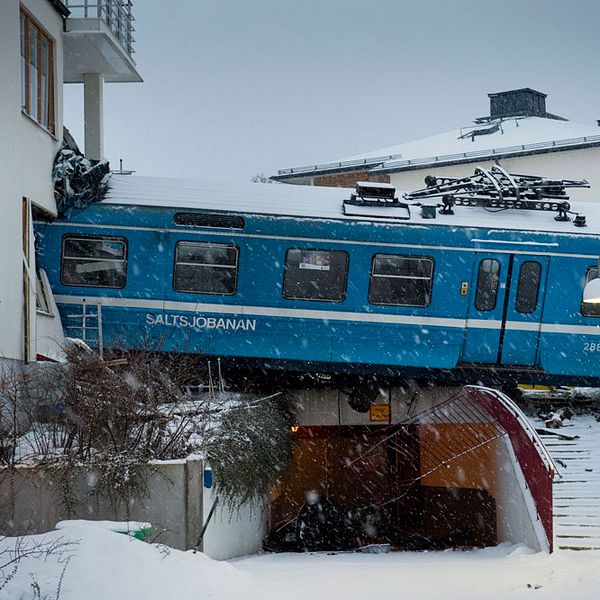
534 415 600 550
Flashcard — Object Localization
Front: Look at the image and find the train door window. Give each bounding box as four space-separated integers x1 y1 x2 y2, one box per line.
368 255 434 307
174 242 238 295
283 249 348 302
474 259 500 311
61 236 127 288
582 267 600 317
515 261 541 314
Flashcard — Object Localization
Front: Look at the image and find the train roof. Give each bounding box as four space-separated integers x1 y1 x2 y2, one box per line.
102 174 600 236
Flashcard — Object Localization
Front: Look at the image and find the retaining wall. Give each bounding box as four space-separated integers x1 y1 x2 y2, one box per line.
0 458 266 559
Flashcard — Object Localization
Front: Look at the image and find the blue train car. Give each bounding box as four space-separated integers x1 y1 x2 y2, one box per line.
34 174 600 386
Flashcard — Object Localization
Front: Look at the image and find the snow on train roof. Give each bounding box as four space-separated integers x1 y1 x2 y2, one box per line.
103 174 600 235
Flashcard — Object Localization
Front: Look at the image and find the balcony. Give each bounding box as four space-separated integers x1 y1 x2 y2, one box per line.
63 1 142 83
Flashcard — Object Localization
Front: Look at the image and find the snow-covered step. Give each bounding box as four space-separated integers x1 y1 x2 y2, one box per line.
556 541 600 551
555 525 600 537
531 413 600 551
554 513 600 523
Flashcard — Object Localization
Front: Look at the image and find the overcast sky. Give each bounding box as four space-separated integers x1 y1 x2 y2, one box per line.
64 0 600 182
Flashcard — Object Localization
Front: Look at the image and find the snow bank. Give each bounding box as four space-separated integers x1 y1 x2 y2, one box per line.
0 523 250 600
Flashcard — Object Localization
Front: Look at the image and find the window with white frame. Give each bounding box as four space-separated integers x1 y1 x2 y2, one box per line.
20 8 55 133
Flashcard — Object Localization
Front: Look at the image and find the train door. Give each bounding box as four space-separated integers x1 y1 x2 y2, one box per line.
461 253 511 363
461 253 548 366
500 255 548 365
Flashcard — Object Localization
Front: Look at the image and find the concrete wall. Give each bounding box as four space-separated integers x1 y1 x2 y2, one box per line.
0 458 267 560
0 0 64 361
389 147 600 204
290 385 459 427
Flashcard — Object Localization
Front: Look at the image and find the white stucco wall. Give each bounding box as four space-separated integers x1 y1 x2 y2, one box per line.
0 0 64 361
201 484 267 560
389 147 600 204
494 436 548 552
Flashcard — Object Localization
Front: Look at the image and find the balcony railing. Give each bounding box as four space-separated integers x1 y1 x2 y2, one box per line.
65 1 136 56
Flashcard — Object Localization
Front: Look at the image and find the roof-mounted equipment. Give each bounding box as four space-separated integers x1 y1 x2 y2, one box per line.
343 181 410 220
405 165 589 226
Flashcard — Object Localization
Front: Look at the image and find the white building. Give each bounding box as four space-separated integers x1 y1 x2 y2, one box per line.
0 0 141 365
273 88 600 204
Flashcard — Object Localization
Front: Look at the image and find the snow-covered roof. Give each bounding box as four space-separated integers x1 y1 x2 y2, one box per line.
275 117 600 178
103 174 600 236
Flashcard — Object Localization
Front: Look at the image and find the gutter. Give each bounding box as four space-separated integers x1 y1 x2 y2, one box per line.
47 0 70 18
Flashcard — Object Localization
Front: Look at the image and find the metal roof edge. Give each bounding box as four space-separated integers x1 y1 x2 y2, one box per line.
370 138 600 174
273 154 402 180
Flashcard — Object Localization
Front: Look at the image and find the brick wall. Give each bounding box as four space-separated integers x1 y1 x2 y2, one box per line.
314 171 390 187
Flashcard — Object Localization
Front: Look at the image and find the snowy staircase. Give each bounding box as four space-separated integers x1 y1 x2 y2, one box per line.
536 415 600 550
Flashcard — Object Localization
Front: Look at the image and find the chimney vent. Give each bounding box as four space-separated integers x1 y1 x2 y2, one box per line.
488 88 547 119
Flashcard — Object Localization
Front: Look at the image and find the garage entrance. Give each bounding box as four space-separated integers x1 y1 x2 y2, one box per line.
267 386 554 552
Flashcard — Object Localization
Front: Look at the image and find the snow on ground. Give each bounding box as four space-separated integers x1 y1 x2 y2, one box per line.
234 547 600 600
2 524 600 599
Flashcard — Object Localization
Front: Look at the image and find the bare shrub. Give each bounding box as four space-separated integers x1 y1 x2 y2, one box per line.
1 345 294 513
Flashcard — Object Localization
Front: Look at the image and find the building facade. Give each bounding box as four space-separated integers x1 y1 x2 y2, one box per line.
0 0 140 364
273 89 600 204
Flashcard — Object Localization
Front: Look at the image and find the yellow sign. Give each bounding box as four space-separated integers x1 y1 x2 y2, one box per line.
369 404 390 422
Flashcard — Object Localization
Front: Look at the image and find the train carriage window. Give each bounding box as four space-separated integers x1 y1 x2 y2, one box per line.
582 267 600 317
174 242 238 295
515 261 541 314
368 255 434 307
283 249 348 302
61 236 127 288
475 259 500 312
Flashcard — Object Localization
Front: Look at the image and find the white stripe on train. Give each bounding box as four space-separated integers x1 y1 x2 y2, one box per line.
53 295 600 336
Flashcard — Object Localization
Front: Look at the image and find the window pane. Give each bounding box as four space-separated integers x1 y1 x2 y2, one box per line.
36 271 49 313
41 37 50 128
369 255 433 306
61 237 127 288
283 249 348 301
174 243 238 294
64 238 126 260
20 15 26 110
29 25 38 121
177 244 236 266
475 259 500 311
515 261 541 314
582 267 600 317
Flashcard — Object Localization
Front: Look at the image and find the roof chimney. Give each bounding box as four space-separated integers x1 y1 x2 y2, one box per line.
488 88 547 119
